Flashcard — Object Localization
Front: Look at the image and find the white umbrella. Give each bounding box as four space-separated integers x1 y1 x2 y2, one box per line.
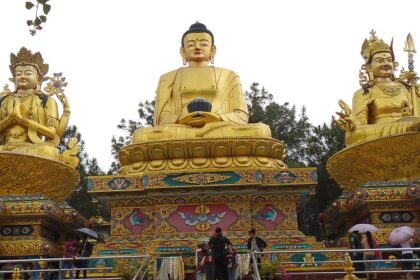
348 224 379 233
76 228 99 239
389 226 415 245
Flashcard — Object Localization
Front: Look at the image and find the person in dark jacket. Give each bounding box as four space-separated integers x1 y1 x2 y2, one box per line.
349 230 364 276
208 227 231 280
247 228 267 272
75 234 94 279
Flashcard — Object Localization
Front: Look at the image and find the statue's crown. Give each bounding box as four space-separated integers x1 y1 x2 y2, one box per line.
361 30 394 63
9 47 49 78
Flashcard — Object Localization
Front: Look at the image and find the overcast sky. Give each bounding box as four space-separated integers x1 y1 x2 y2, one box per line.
1 0 419 171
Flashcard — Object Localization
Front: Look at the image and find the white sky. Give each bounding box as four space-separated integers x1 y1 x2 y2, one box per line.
1 0 419 171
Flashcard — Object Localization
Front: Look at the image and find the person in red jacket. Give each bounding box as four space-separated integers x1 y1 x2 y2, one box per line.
63 236 79 279
197 242 215 280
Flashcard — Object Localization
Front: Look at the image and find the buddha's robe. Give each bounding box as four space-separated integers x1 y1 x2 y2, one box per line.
133 66 271 142
345 81 420 146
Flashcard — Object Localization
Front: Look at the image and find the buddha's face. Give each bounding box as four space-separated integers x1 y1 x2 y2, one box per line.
369 52 394 79
14 65 39 90
181 32 215 63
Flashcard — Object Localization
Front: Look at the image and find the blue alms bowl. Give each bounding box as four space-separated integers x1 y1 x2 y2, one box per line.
187 98 212 113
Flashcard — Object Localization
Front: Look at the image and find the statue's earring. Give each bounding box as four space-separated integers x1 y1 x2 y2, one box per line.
182 56 187 66
393 61 399 69
364 64 375 82
210 56 215 64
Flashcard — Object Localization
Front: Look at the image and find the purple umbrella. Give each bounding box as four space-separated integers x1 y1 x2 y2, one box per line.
76 228 98 239
389 226 415 245
348 224 379 233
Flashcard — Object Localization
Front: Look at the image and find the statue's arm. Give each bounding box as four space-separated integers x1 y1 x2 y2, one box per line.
154 71 179 126
352 89 369 126
0 97 13 129
218 71 248 124
19 97 58 139
159 109 179 125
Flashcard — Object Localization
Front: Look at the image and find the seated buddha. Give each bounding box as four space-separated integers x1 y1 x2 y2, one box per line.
0 47 70 160
335 31 420 146
132 22 271 142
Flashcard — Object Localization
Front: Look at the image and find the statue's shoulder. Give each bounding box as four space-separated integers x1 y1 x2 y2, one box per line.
353 87 370 100
213 66 238 76
159 69 181 82
212 67 241 84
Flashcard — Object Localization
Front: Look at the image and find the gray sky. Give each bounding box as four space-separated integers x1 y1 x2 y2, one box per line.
1 0 419 171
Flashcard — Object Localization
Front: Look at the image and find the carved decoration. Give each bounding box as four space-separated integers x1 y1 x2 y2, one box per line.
0 152 79 201
118 137 286 174
171 173 231 185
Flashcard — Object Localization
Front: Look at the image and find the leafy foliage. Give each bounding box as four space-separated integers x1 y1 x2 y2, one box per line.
108 100 155 174
59 125 107 219
246 82 311 167
306 121 345 210
115 259 142 280
25 0 51 35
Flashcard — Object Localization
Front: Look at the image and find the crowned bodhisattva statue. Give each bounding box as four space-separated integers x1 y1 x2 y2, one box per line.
335 31 420 146
0 47 79 200
328 31 420 190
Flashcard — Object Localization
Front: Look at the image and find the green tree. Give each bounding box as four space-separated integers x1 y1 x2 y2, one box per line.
60 125 105 218
306 121 345 210
246 82 312 166
298 121 345 239
108 100 154 174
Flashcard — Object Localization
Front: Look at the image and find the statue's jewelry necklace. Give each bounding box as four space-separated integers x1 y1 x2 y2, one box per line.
376 83 403 96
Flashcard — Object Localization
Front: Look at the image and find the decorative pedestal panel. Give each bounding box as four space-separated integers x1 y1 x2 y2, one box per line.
89 168 343 273
322 180 420 244
0 195 89 257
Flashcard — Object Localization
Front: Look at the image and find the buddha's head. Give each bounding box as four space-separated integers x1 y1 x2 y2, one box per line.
361 31 397 80
9 47 49 90
180 22 216 66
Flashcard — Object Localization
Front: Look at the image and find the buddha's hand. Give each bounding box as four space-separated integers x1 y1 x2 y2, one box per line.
8 98 23 122
178 112 221 127
334 100 357 132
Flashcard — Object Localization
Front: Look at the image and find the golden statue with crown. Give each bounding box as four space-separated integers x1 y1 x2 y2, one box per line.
328 31 420 190
0 47 79 200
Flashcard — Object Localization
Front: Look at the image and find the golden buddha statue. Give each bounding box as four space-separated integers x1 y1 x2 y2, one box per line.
328 31 420 190
0 47 79 200
120 23 285 175
0 47 73 160
132 22 271 142
335 31 420 146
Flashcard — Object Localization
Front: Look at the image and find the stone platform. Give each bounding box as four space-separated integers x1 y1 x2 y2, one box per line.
88 167 342 272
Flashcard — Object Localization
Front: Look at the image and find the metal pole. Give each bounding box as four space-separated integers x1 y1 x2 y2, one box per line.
58 259 63 280
140 255 151 280
250 251 261 280
132 254 150 280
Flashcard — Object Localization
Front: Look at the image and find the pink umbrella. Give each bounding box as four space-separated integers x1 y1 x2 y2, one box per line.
348 224 379 233
389 226 415 245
